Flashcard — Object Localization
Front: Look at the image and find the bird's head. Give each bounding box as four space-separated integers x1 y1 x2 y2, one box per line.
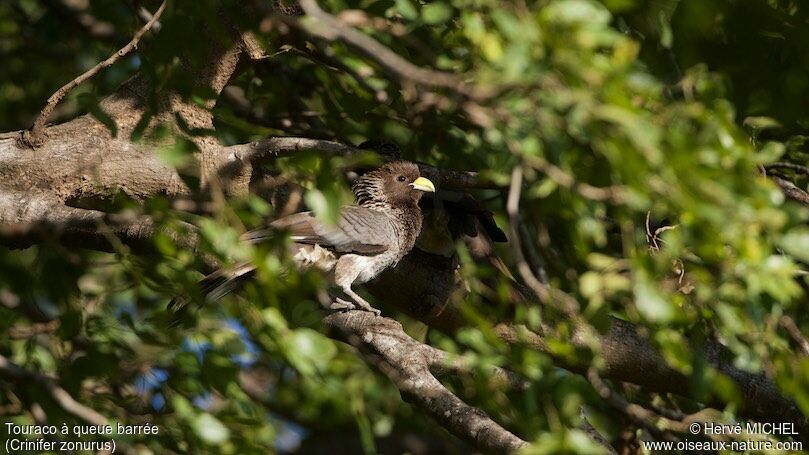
353 161 436 209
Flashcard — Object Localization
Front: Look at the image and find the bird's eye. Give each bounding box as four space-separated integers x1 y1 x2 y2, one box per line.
397 175 406 182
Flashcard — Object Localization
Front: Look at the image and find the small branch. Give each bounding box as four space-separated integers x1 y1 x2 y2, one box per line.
781 316 809 356
425 347 530 392
766 162 809 178
21 0 168 148
771 176 809 207
517 222 549 284
290 43 388 102
223 137 368 164
427 167 499 190
0 402 22 416
579 407 619 455
0 199 200 257
294 0 491 100
645 211 678 253
506 166 579 315
522 155 628 204
323 311 527 453
220 136 501 189
128 0 163 32
0 354 107 426
586 368 691 439
8 321 60 340
506 167 547 300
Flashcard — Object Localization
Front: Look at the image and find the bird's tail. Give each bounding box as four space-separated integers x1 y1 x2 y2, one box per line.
168 262 256 326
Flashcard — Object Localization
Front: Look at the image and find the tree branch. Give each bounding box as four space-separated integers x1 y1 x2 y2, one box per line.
767 162 809 178
0 354 108 426
21 0 168 148
579 407 619 455
366 249 809 441
586 368 690 439
293 0 491 100
322 311 528 454
425 346 530 392
506 165 579 314
781 316 809 356
0 196 199 254
521 154 628 204
220 136 500 189
771 176 809 207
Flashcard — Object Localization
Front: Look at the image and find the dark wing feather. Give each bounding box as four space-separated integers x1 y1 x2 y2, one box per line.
167 262 256 327
245 207 394 255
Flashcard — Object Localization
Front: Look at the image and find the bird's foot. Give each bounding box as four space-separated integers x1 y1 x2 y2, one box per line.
326 297 356 312
323 297 381 316
350 299 382 317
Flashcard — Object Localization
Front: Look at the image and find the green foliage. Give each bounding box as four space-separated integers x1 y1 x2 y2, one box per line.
1 0 808 452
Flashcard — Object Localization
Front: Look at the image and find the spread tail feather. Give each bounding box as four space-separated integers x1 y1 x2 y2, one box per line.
168 263 256 326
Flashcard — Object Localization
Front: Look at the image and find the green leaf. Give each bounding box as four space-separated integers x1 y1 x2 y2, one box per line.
304 189 341 226
285 328 337 375
541 0 611 25
658 11 673 49
193 413 230 444
634 273 674 323
782 227 809 263
422 3 452 24
394 0 418 20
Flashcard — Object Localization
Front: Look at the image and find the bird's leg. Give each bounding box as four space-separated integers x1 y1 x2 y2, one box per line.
341 286 382 317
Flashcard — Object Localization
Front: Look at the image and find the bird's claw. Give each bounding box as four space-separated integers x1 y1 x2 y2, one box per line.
352 300 382 317
328 297 381 316
328 298 356 312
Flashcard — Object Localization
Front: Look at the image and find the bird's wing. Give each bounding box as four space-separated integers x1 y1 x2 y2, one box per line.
245 207 394 255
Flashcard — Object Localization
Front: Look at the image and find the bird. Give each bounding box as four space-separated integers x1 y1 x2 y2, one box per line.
169 161 436 319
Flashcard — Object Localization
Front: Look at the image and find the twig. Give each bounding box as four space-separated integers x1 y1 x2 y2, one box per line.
645 211 678 252
771 176 809 207
129 1 163 32
781 316 809 356
766 162 809 178
507 167 548 299
0 403 22 416
8 320 60 339
0 197 201 259
522 155 628 204
294 0 491 100
290 43 388 102
506 166 579 315
223 137 363 164
21 0 168 147
517 222 550 284
425 348 530 392
0 354 107 426
586 368 690 439
645 211 656 251
220 136 501 189
580 407 619 455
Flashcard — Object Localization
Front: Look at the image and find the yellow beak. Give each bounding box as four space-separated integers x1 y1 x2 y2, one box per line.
410 176 436 193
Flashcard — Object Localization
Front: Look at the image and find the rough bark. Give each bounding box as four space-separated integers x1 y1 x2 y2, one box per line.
323 312 528 453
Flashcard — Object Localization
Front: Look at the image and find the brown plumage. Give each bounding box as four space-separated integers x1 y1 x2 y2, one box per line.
170 161 435 319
